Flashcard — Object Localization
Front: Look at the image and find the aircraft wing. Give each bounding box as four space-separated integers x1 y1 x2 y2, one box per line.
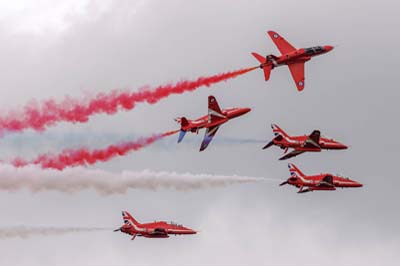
279 150 305 160
302 130 321 149
288 63 305 91
317 175 335 187
200 125 220 151
267 31 297 55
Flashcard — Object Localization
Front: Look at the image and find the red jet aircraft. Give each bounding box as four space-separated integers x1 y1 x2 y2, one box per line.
263 124 347 160
114 211 197 240
175 95 251 151
252 30 334 91
280 163 363 194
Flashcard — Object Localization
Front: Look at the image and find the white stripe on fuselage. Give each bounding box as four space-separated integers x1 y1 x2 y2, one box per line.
125 220 146 233
207 126 219 136
281 135 298 144
291 172 312 185
191 120 206 125
208 109 226 120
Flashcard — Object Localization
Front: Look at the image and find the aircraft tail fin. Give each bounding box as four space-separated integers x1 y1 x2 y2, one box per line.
263 123 289 149
179 117 189 128
122 211 141 226
175 117 190 143
251 52 272 81
271 124 289 138
288 163 305 178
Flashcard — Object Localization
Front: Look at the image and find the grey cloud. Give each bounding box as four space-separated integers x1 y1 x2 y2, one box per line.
0 0 399 265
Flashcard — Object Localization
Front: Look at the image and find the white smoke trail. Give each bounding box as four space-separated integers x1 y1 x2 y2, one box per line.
0 164 270 195
0 226 110 239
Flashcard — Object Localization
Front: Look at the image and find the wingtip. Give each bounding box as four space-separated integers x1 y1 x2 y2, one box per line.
267 31 280 39
296 82 305 91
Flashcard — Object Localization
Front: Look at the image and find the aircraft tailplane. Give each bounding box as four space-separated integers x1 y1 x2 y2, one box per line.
177 130 187 143
176 117 190 143
261 65 272 81
251 52 272 81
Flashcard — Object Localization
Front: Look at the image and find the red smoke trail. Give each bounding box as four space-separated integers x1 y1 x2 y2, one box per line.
12 130 178 170
0 67 257 134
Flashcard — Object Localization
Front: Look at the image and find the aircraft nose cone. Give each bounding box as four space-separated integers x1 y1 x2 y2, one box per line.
242 107 251 114
324 45 334 52
337 142 348 149
184 228 197 234
351 180 363 187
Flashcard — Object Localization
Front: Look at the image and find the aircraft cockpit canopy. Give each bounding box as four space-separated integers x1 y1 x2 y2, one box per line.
305 46 324 55
169 221 183 227
322 135 334 141
336 174 350 180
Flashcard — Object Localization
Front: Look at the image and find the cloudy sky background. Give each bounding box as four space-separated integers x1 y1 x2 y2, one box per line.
0 0 399 265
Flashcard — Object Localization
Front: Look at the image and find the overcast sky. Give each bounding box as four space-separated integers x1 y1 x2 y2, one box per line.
0 0 399 265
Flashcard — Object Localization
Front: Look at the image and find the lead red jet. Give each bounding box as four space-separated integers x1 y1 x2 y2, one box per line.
175 95 251 151
280 163 363 194
113 211 197 240
252 30 334 91
263 124 347 160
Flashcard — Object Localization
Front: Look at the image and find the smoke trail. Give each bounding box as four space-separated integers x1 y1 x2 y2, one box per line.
0 226 110 239
0 67 257 135
12 130 178 170
0 164 268 194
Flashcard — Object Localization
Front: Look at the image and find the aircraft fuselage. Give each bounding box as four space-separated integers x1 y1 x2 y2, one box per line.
182 107 251 132
274 135 348 151
287 174 363 189
264 46 333 69
120 222 197 238
281 164 363 193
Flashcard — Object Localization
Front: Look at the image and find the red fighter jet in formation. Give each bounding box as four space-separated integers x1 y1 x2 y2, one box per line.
113 211 197 240
280 163 363 194
175 95 251 151
263 124 347 160
252 30 334 91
